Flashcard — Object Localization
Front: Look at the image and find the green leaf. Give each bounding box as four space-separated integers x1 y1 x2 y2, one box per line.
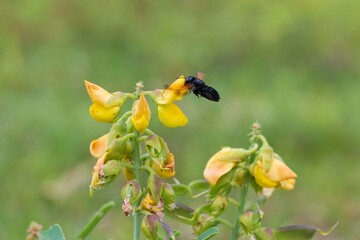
197 227 219 240
39 224 65 240
171 184 189 196
189 180 211 193
273 222 338 240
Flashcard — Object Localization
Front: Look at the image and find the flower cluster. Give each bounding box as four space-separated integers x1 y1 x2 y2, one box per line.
84 78 194 239
203 129 297 192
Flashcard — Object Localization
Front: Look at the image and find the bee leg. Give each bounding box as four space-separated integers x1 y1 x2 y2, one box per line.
193 89 201 98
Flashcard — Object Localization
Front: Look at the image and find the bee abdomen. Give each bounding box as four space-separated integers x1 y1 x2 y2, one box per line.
199 85 220 102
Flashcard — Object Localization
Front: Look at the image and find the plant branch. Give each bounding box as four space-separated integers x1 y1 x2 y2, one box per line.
77 201 115 240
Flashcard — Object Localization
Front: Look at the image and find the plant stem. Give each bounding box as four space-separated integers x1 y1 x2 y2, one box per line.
230 173 249 240
77 201 115 240
133 131 141 240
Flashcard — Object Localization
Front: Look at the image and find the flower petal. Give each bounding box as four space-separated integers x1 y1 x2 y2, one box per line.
85 80 113 106
158 76 188 104
157 103 188 128
90 133 109 158
266 157 297 183
203 148 239 185
89 103 120 122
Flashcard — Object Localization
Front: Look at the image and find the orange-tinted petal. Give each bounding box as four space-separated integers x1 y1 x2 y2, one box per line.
203 147 240 185
90 133 109 158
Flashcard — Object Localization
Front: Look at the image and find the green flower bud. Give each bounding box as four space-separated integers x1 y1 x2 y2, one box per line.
102 160 122 178
193 214 219 235
121 180 142 205
141 214 174 240
209 195 228 217
141 214 158 240
161 183 176 210
239 208 263 233
147 174 163 205
232 167 247 187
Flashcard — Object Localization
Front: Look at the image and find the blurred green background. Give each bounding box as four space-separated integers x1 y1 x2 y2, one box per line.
1 1 359 239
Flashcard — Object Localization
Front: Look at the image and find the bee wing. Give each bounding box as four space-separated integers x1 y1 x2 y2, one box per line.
197 71 205 81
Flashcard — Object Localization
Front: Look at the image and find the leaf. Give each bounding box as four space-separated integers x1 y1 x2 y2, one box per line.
273 222 338 240
189 180 211 193
39 224 65 240
171 184 189 196
197 227 219 240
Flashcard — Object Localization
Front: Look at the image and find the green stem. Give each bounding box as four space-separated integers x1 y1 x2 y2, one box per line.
230 173 249 240
77 201 115 240
133 131 141 240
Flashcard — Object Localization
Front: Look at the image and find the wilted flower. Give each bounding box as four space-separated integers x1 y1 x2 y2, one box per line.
250 153 297 190
122 197 133 217
204 147 252 185
85 80 128 122
131 93 151 132
140 194 164 218
151 153 176 178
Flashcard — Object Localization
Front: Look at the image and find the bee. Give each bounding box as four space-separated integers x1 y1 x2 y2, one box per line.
185 72 220 102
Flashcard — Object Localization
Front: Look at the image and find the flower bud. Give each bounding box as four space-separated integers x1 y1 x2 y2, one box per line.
193 214 219 235
161 183 176 210
141 214 174 240
239 209 263 233
102 160 122 177
232 167 247 187
209 195 228 217
131 93 151 132
121 180 142 205
147 174 163 205
141 214 158 240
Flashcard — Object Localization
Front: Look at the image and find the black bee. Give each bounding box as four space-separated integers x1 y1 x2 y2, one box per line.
185 72 220 102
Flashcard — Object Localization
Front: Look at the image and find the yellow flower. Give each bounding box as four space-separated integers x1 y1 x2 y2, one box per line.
158 76 188 105
89 133 109 158
149 76 190 128
157 103 188 128
250 154 297 190
85 80 128 122
204 147 248 185
131 93 151 132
